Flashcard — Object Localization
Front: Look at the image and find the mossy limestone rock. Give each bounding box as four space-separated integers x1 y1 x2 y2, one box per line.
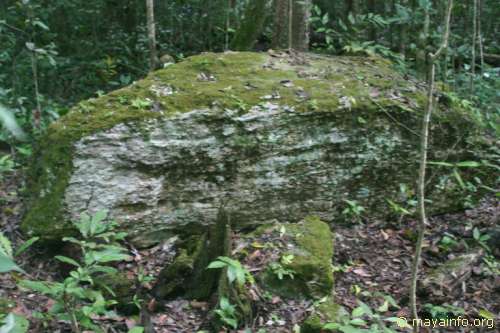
261 216 334 299
22 51 486 245
301 298 341 333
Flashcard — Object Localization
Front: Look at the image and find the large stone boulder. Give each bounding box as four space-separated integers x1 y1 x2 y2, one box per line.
22 51 492 246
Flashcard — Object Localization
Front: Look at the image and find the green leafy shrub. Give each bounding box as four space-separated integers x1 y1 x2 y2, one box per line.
342 199 365 223
20 210 131 333
207 256 254 287
323 300 409 333
0 232 38 333
214 296 238 329
268 254 295 280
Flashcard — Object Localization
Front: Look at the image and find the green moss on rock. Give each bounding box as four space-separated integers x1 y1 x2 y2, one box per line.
261 216 334 299
301 297 341 333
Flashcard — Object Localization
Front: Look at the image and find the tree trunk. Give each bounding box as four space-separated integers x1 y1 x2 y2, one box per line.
399 0 408 58
292 0 311 51
272 0 289 49
477 0 484 74
388 0 395 49
272 0 310 51
231 0 269 51
345 0 357 19
368 0 377 41
470 0 477 94
146 0 158 71
416 3 430 78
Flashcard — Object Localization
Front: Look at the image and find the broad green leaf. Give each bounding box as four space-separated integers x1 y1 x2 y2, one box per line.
54 255 80 267
357 301 373 316
223 317 238 329
0 313 29 333
98 283 117 297
218 256 240 267
65 286 86 299
88 265 118 275
478 308 495 320
456 161 480 168
19 280 54 294
348 13 355 24
90 210 108 235
323 323 341 330
453 169 465 189
382 295 400 309
0 254 24 274
14 237 39 257
128 327 144 333
480 234 490 241
0 105 27 141
62 237 81 245
235 267 246 286
75 213 91 237
86 249 130 264
349 318 367 326
322 13 329 25
207 261 227 269
0 232 13 257
473 228 480 240
226 267 236 283
351 306 366 318
220 297 230 309
32 20 49 30
377 300 389 313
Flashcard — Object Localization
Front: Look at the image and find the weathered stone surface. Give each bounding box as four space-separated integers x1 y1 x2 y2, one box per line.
22 51 492 245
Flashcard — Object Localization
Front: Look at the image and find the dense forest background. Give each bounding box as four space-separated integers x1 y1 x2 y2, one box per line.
0 0 499 150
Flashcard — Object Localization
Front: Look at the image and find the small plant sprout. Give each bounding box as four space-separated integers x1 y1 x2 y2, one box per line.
268 254 295 280
472 227 491 251
323 299 408 333
386 199 411 224
342 199 365 223
214 297 238 329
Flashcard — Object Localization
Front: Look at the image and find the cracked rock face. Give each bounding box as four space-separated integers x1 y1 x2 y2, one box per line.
22 51 486 246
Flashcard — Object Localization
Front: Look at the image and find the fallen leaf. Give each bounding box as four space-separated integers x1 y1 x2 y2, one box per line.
353 268 371 277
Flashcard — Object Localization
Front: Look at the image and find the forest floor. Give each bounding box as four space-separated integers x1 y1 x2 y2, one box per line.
1 170 498 332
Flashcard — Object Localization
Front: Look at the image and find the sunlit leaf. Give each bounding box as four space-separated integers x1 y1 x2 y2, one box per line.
0 313 29 333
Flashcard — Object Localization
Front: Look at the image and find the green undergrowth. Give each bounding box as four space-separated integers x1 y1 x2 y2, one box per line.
21 51 477 240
